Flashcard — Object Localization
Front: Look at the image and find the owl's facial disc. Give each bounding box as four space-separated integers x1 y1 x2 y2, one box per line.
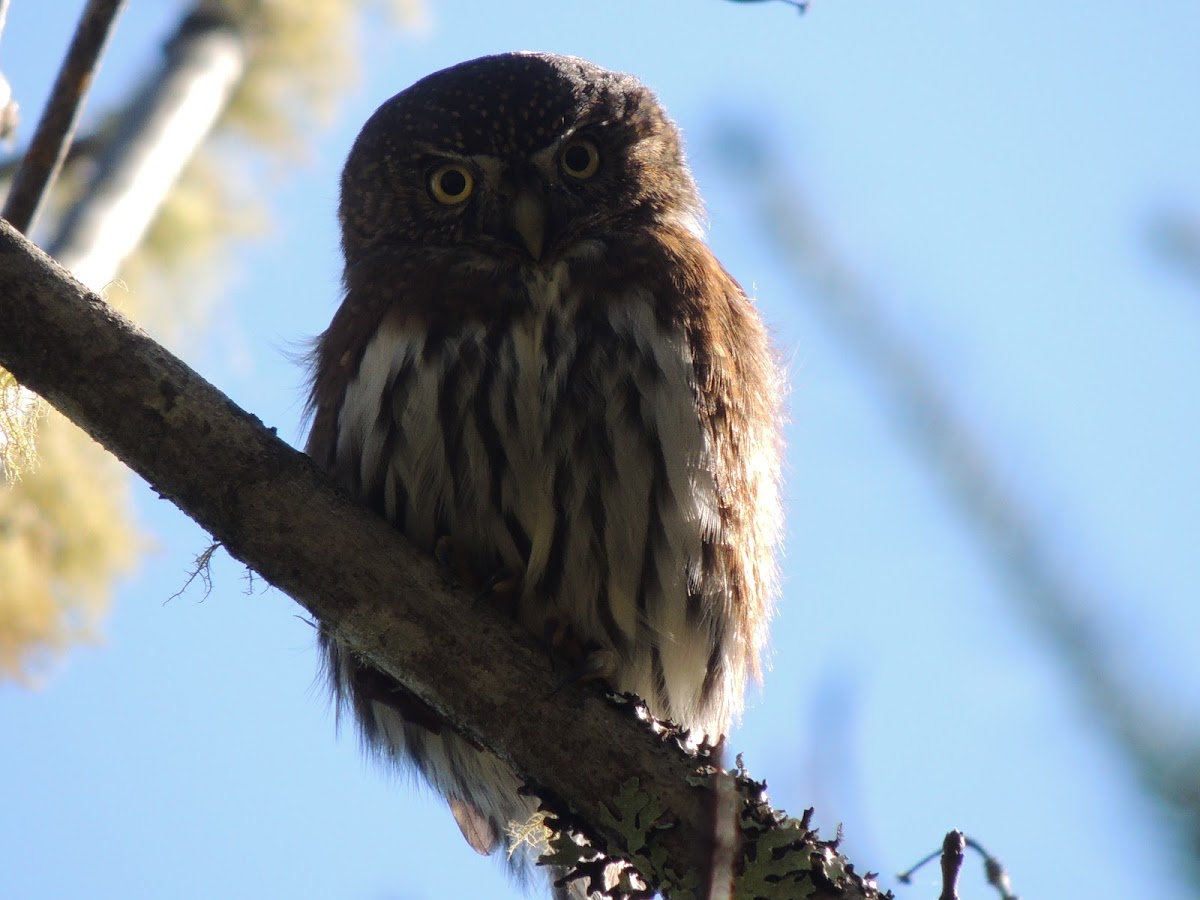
485 139 595 262
338 53 706 265
474 153 562 262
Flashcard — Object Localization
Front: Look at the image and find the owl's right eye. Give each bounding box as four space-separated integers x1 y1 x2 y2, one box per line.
428 164 474 205
559 138 601 180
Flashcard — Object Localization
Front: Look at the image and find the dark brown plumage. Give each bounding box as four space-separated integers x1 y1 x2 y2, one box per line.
306 52 782 898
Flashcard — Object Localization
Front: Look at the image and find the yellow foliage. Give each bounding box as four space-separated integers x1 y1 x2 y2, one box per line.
124 0 426 331
223 0 428 146
0 410 137 684
1 369 43 480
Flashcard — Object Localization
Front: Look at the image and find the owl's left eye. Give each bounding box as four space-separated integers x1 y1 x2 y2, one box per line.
428 163 475 204
559 138 601 180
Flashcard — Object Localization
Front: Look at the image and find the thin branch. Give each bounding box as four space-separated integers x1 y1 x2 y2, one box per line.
724 0 809 12
1 0 126 234
936 831 964 900
965 837 1018 900
47 5 246 291
898 834 1018 900
0 219 883 900
0 135 100 182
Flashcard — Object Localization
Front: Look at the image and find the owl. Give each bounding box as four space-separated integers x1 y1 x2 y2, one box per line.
305 52 782 898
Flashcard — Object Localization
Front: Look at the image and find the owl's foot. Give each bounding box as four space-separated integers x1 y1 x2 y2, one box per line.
434 534 481 591
571 647 618 683
436 534 525 616
548 639 619 696
484 568 523 617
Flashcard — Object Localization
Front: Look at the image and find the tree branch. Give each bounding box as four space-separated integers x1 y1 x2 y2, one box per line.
2 0 126 233
0 219 883 899
47 5 246 290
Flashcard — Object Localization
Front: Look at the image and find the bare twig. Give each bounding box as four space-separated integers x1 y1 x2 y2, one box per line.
895 846 940 886
965 836 1018 900
1 0 126 233
167 541 220 603
937 831 964 900
898 832 1017 900
725 0 809 12
0 134 101 181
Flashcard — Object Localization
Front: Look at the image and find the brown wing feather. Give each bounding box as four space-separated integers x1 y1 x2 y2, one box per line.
568 222 783 692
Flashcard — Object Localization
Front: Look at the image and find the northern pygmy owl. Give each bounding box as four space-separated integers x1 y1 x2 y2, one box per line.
306 52 782 898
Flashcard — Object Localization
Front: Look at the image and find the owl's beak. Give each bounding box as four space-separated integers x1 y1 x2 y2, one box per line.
509 190 546 261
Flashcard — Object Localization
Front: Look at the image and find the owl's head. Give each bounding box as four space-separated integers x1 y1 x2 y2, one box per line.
338 52 702 267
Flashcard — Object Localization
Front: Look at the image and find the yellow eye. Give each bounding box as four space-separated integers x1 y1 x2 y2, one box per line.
428 163 474 204
559 138 600 179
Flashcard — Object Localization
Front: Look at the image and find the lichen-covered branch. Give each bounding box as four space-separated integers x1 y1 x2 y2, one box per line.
0 219 884 899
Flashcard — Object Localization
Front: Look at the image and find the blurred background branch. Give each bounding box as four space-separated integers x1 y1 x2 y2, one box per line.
1148 208 1200 297
712 122 1200 878
44 4 245 291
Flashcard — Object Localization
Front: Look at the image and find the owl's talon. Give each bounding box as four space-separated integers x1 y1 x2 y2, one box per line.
434 534 482 591
485 570 522 600
434 535 456 570
484 569 522 616
549 648 619 696
578 648 618 682
547 615 571 652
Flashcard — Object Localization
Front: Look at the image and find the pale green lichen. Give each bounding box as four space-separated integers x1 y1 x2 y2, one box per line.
737 817 819 899
537 709 875 898
539 769 869 899
600 777 701 897
541 829 601 870
597 777 671 856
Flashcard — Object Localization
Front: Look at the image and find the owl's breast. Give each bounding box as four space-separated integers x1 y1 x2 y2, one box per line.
334 260 727 730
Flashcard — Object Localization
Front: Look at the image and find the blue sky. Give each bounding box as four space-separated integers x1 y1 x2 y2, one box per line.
3 2 1199 898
